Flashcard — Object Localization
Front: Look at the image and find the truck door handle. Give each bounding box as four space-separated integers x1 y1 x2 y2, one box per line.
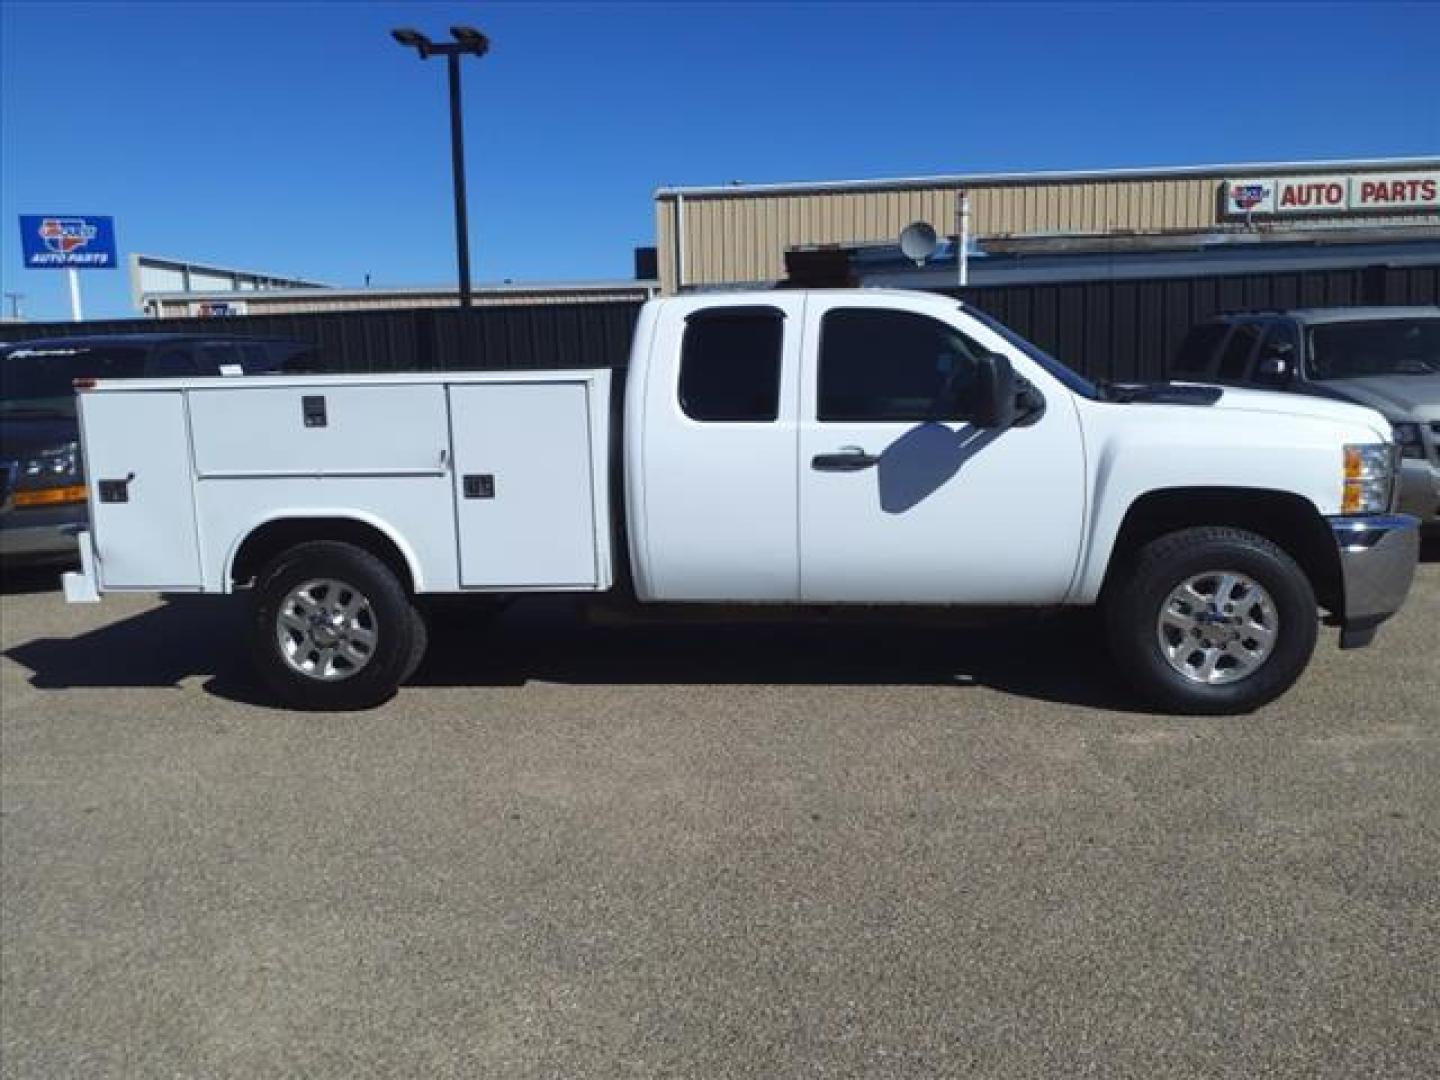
811 447 879 472
99 472 136 503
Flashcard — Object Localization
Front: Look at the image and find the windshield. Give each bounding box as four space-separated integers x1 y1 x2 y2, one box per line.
0 344 149 417
1307 318 1440 380
960 304 1101 400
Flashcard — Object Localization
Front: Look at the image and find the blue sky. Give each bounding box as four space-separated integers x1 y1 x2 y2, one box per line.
2 1 1437 321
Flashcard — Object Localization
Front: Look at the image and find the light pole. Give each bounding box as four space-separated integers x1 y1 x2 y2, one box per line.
392 26 490 308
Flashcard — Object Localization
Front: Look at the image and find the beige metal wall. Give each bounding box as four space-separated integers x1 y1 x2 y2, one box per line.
149 284 657 317
656 167 1439 292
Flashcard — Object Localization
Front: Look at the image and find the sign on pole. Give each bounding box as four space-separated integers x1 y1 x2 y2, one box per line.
18 214 118 322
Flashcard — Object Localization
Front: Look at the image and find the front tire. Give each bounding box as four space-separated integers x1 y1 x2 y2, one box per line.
1103 527 1318 715
250 541 419 710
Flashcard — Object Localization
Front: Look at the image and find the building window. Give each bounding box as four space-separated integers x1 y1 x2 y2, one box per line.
679 307 783 422
818 308 987 422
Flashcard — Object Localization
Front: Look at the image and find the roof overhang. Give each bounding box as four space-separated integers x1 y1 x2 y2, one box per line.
656 156 1440 199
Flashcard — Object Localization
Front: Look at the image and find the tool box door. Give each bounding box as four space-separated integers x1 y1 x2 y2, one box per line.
449 382 599 589
80 390 202 590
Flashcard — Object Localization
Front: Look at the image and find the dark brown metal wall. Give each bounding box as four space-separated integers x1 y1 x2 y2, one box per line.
5 264 1436 382
944 262 1439 383
1 303 641 374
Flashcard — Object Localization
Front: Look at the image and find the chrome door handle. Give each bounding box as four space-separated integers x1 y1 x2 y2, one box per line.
811 446 879 472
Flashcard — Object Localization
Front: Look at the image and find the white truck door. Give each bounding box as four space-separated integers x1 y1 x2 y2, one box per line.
78 389 202 590
629 296 804 602
449 381 601 590
797 296 1086 604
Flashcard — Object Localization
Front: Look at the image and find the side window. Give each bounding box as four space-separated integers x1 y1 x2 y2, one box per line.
818 308 986 422
1217 322 1262 381
678 307 783 422
145 348 198 377
1173 323 1228 378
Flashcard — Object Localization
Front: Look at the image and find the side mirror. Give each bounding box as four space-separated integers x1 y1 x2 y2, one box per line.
968 351 1019 429
1255 350 1292 384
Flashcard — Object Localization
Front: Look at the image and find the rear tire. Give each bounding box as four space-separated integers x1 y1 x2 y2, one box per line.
1103 526 1318 715
250 541 419 710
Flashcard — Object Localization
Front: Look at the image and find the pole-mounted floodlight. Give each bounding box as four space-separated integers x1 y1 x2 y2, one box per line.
390 27 432 52
391 25 491 307
449 26 490 55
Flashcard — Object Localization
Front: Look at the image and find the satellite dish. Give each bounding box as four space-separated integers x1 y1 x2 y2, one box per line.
899 221 938 266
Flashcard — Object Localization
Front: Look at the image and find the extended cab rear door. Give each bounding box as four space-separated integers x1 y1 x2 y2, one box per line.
796 294 1086 604
628 295 805 601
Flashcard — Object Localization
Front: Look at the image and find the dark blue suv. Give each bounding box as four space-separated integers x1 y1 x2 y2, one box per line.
1 334 318 566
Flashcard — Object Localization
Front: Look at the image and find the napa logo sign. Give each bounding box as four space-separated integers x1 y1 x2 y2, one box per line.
18 214 117 268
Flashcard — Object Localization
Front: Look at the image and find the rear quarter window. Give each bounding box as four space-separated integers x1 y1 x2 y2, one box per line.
678 308 784 422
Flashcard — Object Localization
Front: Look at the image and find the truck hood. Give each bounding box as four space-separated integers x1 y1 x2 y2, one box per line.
1309 374 1440 421
0 415 79 459
1188 385 1392 438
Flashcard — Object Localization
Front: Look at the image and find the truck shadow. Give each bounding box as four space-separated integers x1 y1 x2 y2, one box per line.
5 594 253 691
5 594 1144 714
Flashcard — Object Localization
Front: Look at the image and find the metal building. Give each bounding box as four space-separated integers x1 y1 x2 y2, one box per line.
130 254 330 312
140 279 659 318
654 157 1440 292
132 252 659 318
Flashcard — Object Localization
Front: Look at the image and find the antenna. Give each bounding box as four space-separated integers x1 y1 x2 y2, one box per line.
898 221 938 266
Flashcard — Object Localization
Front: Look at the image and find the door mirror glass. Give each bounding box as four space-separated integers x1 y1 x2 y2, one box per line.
1254 343 1294 385
1255 356 1290 382
965 351 1019 429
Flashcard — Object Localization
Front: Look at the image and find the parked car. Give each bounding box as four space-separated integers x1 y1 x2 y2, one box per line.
2 334 319 565
1173 307 1439 529
64 290 1418 714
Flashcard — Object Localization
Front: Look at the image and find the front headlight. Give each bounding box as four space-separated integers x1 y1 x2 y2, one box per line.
1391 422 1425 460
12 441 86 507
20 443 80 482
1342 442 1393 515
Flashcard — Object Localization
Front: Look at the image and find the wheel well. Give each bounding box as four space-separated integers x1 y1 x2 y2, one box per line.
1105 488 1342 615
230 518 416 593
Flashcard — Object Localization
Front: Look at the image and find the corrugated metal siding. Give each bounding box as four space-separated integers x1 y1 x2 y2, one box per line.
6 265 1435 382
660 172 1439 291
948 263 1439 383
2 303 640 374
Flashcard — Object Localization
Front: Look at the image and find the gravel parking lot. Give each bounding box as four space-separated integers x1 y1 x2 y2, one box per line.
2 555 1437 1078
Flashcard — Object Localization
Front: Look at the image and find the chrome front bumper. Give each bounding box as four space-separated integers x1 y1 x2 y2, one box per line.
0 506 85 560
1396 458 1439 526
1328 514 1420 649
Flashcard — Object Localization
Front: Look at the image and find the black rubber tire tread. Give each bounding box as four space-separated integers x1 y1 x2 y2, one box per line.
250 541 418 711
1103 526 1318 716
400 606 430 684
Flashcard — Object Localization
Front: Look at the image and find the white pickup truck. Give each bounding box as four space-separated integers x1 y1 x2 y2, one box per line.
62 289 1420 714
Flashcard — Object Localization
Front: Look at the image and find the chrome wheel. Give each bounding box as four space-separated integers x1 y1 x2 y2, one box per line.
275 578 378 681
1156 571 1278 686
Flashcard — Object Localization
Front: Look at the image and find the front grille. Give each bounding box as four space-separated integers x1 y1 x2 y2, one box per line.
0 461 16 508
